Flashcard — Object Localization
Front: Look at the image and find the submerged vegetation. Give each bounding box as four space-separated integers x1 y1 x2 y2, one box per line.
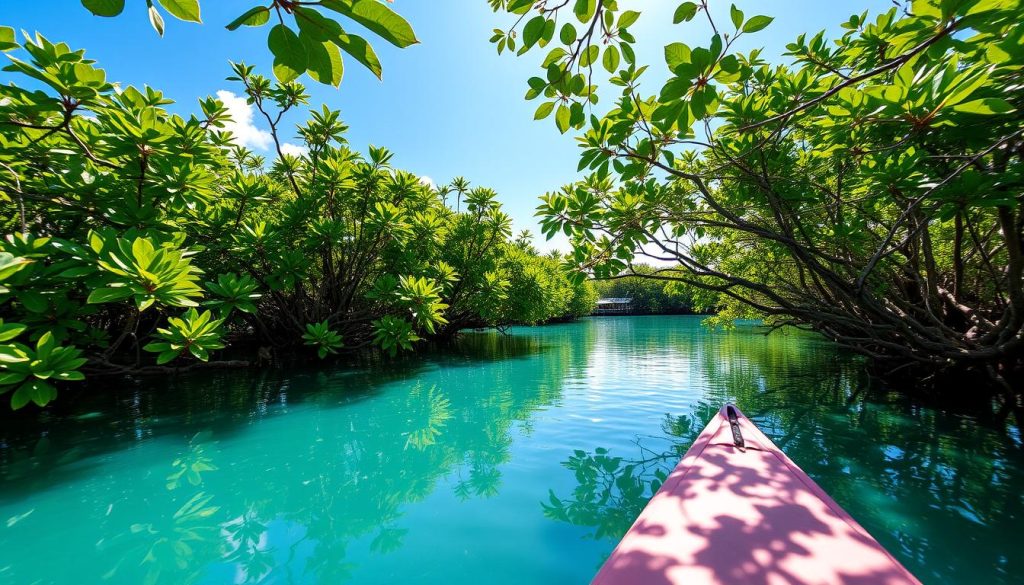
491 0 1024 400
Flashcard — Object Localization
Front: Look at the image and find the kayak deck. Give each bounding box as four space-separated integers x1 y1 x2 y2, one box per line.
592 405 921 585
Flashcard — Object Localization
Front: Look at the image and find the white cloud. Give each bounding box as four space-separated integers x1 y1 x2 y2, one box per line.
216 90 273 151
418 176 435 189
280 142 309 157
215 90 309 159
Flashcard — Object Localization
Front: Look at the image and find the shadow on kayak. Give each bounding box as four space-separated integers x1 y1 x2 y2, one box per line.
599 454 905 584
542 379 1024 585
589 406 922 585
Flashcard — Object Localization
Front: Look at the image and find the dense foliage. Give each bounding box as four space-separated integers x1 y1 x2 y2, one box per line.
490 0 1024 397
497 236 599 326
0 34 594 409
78 0 416 86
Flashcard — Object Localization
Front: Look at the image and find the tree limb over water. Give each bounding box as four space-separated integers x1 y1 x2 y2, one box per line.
490 0 1024 399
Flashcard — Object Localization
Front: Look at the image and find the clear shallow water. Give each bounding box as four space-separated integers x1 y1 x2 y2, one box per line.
0 316 1021 585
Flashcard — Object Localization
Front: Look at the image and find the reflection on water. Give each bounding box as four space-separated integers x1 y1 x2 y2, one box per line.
0 317 1021 585
100 434 224 585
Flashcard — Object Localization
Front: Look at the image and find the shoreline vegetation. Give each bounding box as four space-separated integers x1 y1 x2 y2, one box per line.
2 0 1023 417
0 47 596 410
493 0 1024 405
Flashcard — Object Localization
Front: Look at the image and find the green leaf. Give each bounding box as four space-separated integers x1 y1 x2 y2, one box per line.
156 0 201 23
19 291 48 313
321 0 418 48
226 6 270 30
87 287 134 304
621 41 635 65
912 0 943 18
580 44 599 67
560 23 577 44
156 350 180 365
665 42 691 69
190 345 210 361
690 46 712 70
864 84 905 103
730 4 744 29
546 62 563 83
149 4 165 37
944 70 991 107
523 16 546 48
618 10 641 29
295 6 342 41
691 85 708 118
507 0 533 14
143 342 171 353
673 2 698 23
0 372 26 386
602 45 620 73
535 101 555 120
268 24 307 83
335 32 382 79
0 345 28 365
659 77 691 102
742 15 773 33
0 322 26 342
0 253 30 280
81 0 125 17
573 0 596 23
714 54 741 82
304 34 345 87
11 380 56 409
964 0 1011 16
36 331 55 361
555 104 570 133
0 26 17 51
569 101 584 127
131 237 155 266
541 18 555 44
951 98 1014 114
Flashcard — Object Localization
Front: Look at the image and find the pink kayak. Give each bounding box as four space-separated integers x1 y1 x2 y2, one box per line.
592 405 921 585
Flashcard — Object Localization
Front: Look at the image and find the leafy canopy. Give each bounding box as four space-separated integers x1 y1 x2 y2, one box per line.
77 0 418 85
0 31 594 409
490 0 1024 393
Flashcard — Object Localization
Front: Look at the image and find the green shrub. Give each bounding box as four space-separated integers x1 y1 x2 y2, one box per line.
0 34 593 409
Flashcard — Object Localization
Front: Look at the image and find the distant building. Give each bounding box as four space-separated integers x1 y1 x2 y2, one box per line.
593 297 634 316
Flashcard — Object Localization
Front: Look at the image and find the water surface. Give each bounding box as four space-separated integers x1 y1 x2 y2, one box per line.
1 316 1021 584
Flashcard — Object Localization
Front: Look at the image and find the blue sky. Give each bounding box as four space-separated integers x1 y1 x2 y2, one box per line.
3 0 888 251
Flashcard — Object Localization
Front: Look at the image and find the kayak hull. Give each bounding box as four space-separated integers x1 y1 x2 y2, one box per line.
592 405 921 585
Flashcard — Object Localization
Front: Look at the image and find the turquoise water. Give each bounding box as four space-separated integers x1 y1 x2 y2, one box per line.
0 316 1021 584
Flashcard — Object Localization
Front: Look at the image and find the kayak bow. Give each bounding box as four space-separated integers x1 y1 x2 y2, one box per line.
592 404 921 585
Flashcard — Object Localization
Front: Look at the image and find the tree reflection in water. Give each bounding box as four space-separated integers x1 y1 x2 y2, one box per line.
542 327 1024 585
0 328 594 584
101 433 225 585
0 318 1020 584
